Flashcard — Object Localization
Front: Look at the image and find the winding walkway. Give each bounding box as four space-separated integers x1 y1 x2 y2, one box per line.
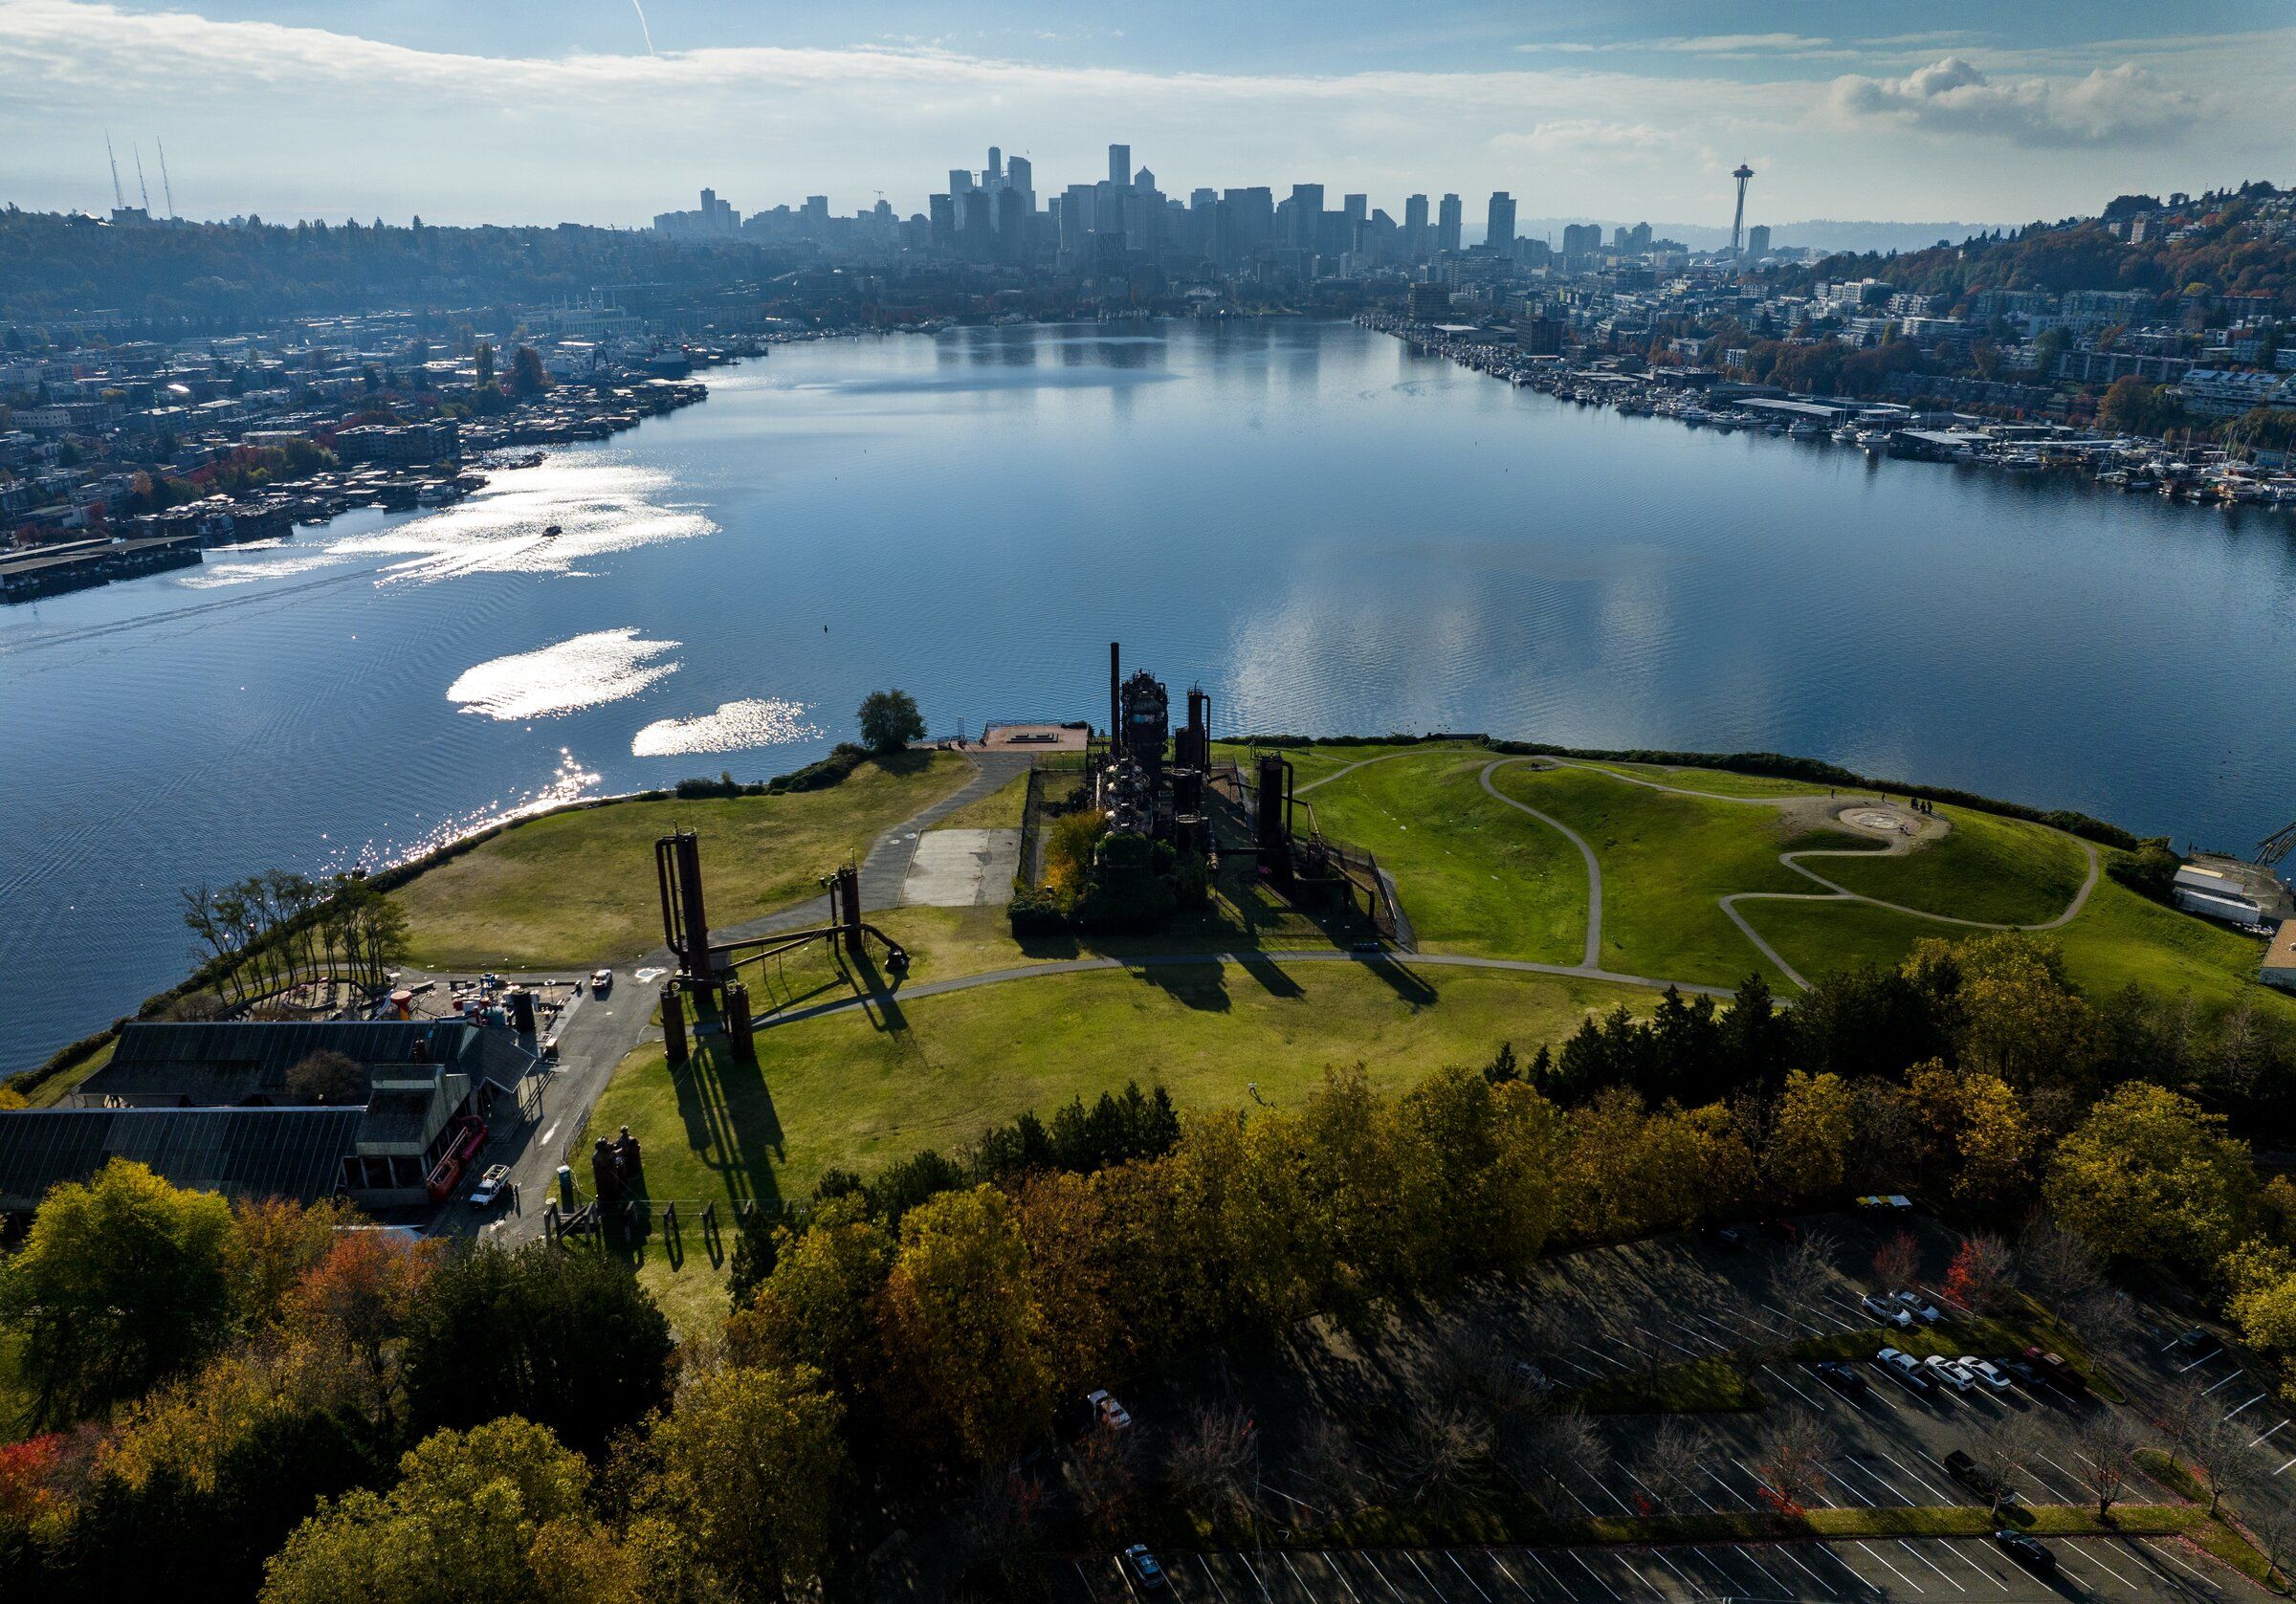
1480 756 2100 992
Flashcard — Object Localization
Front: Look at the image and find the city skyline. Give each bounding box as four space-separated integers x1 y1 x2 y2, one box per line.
0 1 2290 228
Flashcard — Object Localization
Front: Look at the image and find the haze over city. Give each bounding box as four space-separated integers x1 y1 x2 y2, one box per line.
2 0 2292 226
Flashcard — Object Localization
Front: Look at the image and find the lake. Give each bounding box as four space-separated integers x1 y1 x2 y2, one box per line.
5 317 2294 1068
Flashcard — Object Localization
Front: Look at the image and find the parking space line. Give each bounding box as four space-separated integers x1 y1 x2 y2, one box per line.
1235 1551 1277 1604
2046 1550 2096 1591
1764 1365 1830 1412
2274 1453 2296 1476
1513 1548 1576 1600
1197 1554 1234 1603
2224 1392 2266 1421
1768 1543 1840 1597
1357 1551 1409 1602
1622 1461 1715 1515
1565 1551 1621 1603
2176 1348 2222 1373
1311 1553 1364 1604
1279 1552 1321 1603
2024 1451 2086 1505
1113 1555 1148 1604
1643 1547 1704 1598
1940 1543 2009 1593
2144 1535 2225 1589
1573 1340 1636 1373
1483 1552 1536 1603
1444 1552 1494 1603
1704 1464 1759 1510
1074 1558 1104 1603
1822 1464 1878 1507
1401 1551 1452 1604
2063 1539 2139 1590
1855 1540 1924 1594
1894 1540 1966 1592
1733 1453 1821 1508
1732 1545 1798 1597
1884 1450 1957 1503
2201 1368 2247 1394
2248 1416 2290 1446
1842 1457 1914 1505
1688 1548 1742 1594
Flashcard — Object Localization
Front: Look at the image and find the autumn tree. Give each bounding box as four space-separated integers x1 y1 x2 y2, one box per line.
1873 1230 1919 1292
1907 1059 2038 1209
0 1159 241 1425
2044 1083 2256 1272
508 344 548 397
724 1196 893 1409
875 1185 1056 1464
1764 1070 1853 1203
621 1364 846 1603
284 1050 364 1106
1941 1234 2015 1315
1165 1403 1257 1525
1754 1411 1832 1512
233 1196 352 1330
2076 1411 2144 1520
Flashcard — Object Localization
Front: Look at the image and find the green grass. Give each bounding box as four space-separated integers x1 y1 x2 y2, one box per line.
1584 761 1843 799
928 770 1027 830
390 752 967 971
1489 762 1860 987
1299 749 1584 962
20 1038 115 1108
1568 1355 1764 1414
590 958 1660 1320
1810 806 2092 926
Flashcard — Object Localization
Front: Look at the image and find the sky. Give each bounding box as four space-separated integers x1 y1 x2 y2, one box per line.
1 0 2290 231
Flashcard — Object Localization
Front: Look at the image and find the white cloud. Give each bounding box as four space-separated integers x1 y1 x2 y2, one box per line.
1828 55 2195 144
1490 120 1676 160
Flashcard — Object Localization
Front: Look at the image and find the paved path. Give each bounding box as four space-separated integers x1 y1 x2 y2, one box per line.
1479 759 1605 968
1485 756 2102 992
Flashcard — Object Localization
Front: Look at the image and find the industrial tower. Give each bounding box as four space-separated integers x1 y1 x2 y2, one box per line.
1730 163 1755 257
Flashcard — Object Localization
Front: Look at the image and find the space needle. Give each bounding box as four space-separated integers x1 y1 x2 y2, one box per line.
1730 163 1755 256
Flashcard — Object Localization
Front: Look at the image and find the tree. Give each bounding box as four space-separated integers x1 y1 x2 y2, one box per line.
1165 1403 1258 1525
285 1049 364 1106
257 1417 607 1604
1941 1234 2015 1315
856 688 925 753
874 1184 1055 1463
2163 1377 2244 1516
233 1196 352 1330
1768 1230 1841 1316
724 1196 893 1410
623 1364 845 1603
508 344 548 398
287 1231 437 1424
1764 1070 1853 1203
1873 1230 1919 1293
0 1158 241 1425
1633 1419 1710 1513
1969 1411 2042 1517
2044 1083 2256 1272
473 340 495 389
2076 1411 2143 1520
401 1242 673 1456
1754 1411 1832 1513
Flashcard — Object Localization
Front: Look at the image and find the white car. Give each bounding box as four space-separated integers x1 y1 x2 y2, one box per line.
1876 1348 1931 1390
1894 1290 1944 1323
590 968 613 997
1924 1354 1976 1392
1085 1389 1132 1430
468 1163 513 1210
1962 1357 2014 1392
1860 1293 1915 1329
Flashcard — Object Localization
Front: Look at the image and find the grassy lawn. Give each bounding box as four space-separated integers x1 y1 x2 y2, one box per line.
1568 1355 1764 1414
1811 806 2092 926
19 1038 115 1108
391 752 968 971
1583 761 1844 800
590 959 1660 1318
1489 762 1860 988
1298 748 1585 963
928 770 1027 830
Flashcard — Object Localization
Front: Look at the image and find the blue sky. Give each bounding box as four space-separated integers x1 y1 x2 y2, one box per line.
2 0 2289 229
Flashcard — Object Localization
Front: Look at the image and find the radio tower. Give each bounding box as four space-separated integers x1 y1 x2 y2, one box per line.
134 144 151 214
157 139 176 219
105 131 126 212
1729 163 1755 257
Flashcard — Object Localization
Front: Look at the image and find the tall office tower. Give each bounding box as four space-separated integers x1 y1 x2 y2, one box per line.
1006 155 1032 204
1403 193 1429 253
1629 220 1651 253
928 192 955 248
995 187 1027 258
987 146 1003 185
1060 183 1095 250
1290 184 1324 250
1486 192 1515 252
1561 221 1601 262
1343 193 1367 231
1108 144 1130 189
1746 223 1771 259
1436 193 1463 253
1611 225 1629 250
949 168 975 229
1136 165 1157 192
1224 186 1274 258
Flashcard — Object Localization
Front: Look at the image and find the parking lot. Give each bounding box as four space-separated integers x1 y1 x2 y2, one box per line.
1056 1531 2262 1603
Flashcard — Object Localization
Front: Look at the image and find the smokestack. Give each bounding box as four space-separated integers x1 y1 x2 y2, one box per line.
1109 641 1120 740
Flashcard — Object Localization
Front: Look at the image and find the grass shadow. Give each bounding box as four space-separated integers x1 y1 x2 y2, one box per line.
1128 958 1235 1012
666 1016 785 1209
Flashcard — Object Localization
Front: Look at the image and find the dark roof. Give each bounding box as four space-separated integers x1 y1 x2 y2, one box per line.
80 1020 530 1106
0 1108 361 1212
357 1088 435 1147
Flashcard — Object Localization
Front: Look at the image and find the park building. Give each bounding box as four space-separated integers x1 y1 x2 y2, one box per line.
0 1020 535 1218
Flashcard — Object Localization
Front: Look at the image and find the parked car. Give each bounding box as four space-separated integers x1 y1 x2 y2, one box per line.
1086 1389 1133 1431
2001 1356 2042 1388
1761 1218 1803 1243
1945 1450 2016 1505
1893 1290 1944 1323
1993 1530 2056 1572
1924 1354 1976 1392
590 968 614 997
1962 1357 2014 1392
2174 1326 2214 1356
1861 1293 1915 1329
1814 1360 1868 1396
1700 1223 1746 1251
468 1163 513 1210
2022 1347 2086 1392
1514 1359 1557 1395
1123 1545 1169 1591
1876 1348 1933 1393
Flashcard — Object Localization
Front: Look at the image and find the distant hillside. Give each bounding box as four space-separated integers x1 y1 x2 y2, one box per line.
1505 217 2006 254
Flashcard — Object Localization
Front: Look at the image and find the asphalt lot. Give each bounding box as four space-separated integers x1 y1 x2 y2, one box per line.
1057 1534 2264 1603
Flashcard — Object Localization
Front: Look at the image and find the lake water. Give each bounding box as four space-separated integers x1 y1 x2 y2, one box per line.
6 318 2296 1067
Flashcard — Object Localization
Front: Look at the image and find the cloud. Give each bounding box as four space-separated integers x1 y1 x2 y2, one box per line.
1490 120 1676 160
1828 55 2194 144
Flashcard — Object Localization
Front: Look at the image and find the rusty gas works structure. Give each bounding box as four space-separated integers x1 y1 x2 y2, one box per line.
651 829 907 1067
